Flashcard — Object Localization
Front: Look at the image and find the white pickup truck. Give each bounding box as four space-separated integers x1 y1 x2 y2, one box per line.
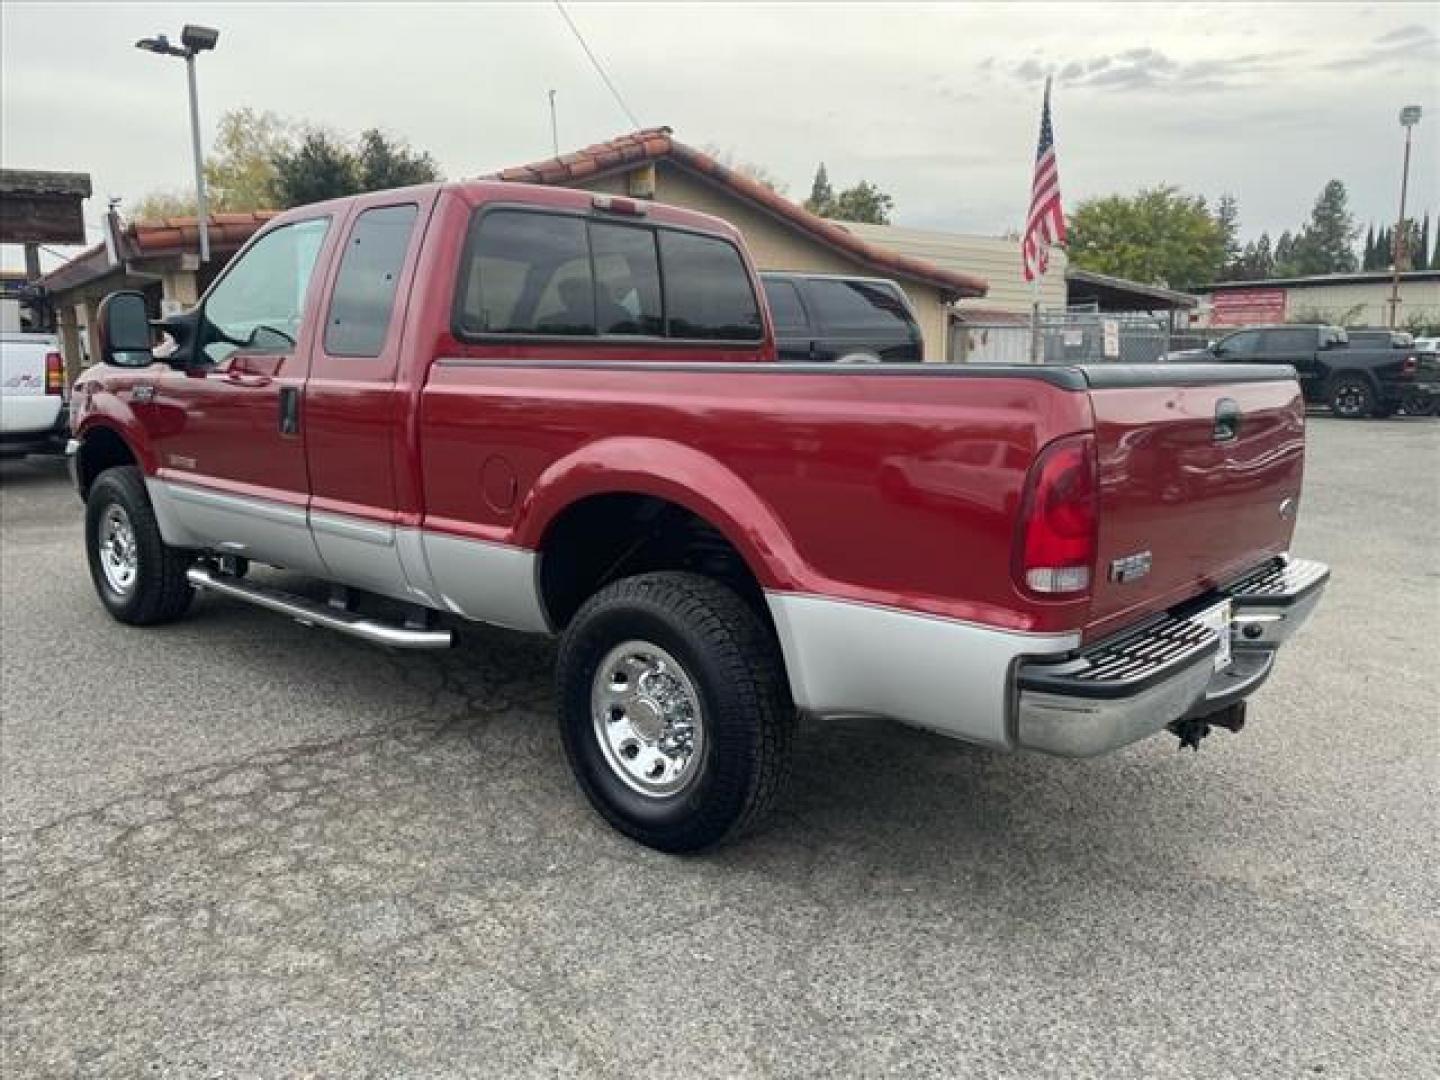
1 332 69 457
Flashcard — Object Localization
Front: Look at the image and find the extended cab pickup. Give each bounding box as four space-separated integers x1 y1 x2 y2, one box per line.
70 182 1328 852
1170 323 1436 418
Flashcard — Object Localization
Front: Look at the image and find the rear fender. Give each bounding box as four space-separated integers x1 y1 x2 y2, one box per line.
513 437 808 591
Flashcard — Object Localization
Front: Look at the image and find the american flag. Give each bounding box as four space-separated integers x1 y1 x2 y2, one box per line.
1022 77 1066 283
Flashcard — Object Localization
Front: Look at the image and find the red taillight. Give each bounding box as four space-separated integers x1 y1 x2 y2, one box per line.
44 351 64 396
1402 355 1417 376
1014 433 1098 597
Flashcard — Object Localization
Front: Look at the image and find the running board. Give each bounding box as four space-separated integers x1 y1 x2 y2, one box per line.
186 566 454 650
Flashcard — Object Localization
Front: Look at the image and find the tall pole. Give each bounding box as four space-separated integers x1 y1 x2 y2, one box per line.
548 89 559 156
1388 107 1422 327
185 52 210 263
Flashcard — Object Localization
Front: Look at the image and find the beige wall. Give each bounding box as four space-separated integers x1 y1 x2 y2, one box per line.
571 162 954 361
1281 279 1440 328
843 222 1066 317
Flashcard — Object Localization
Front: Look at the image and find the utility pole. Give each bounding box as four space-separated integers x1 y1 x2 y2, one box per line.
1388 105 1422 328
548 89 559 156
185 51 209 262
136 25 219 263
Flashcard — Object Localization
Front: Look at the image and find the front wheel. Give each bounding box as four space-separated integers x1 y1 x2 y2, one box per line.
85 466 194 625
1328 376 1374 419
555 572 795 853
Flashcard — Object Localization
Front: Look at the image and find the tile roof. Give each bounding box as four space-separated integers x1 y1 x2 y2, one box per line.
39 212 277 295
128 211 279 255
486 128 988 299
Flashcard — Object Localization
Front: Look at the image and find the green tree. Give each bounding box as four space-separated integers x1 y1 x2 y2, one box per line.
804 163 835 215
204 108 292 211
1273 230 1297 276
701 144 788 194
1290 179 1359 275
1232 231 1274 281
269 130 359 207
1416 213 1430 272
355 128 441 191
830 180 894 224
127 188 197 221
1215 193 1242 277
1361 224 1377 270
1066 184 1226 287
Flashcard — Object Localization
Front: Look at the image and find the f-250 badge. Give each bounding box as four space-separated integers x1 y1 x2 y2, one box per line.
1109 551 1152 583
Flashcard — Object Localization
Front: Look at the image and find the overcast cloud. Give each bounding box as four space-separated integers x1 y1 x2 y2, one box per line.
2 1 1437 272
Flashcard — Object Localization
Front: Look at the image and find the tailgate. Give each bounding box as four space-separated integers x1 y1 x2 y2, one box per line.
1 341 47 397
1082 365 1305 641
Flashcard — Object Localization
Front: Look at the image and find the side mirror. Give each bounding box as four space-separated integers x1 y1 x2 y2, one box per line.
97 291 154 367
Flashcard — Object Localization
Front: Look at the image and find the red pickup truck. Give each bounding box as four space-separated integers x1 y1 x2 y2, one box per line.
69 182 1328 852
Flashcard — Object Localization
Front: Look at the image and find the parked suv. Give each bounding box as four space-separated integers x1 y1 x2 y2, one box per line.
760 272 922 363
1169 324 1435 418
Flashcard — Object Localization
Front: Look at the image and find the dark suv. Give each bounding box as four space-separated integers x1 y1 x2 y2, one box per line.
760 272 923 363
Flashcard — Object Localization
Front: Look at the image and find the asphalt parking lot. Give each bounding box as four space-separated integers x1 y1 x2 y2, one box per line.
2 417 1436 1079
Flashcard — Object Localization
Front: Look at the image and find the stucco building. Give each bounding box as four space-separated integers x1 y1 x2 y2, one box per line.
1193 270 1440 330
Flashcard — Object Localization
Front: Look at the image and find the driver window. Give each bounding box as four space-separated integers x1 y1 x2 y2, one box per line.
203 217 329 363
1220 330 1259 357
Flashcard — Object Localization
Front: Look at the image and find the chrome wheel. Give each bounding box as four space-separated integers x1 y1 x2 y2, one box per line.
1333 383 1367 417
98 504 138 595
591 640 705 798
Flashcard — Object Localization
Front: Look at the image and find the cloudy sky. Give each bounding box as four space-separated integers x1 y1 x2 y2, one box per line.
3 1 1437 272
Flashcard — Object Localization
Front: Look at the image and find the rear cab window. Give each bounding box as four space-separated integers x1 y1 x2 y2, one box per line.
325 204 419 356
804 278 916 336
454 208 763 344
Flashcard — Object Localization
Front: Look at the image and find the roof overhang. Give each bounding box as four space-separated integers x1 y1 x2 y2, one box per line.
1065 267 1198 311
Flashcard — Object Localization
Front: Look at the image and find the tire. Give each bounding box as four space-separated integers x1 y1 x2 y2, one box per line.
1402 392 1437 417
1328 376 1374 419
85 466 194 625
555 572 795 853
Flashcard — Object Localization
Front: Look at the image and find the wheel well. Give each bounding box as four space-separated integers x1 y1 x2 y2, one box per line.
76 427 137 498
538 494 771 630
1327 370 1378 395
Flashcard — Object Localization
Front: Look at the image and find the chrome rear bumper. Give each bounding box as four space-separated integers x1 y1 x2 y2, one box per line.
1015 556 1329 757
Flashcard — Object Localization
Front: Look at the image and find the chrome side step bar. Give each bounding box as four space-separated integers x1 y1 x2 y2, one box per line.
187 566 454 650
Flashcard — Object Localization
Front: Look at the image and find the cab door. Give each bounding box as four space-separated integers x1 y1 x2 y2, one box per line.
1255 327 1322 397
144 215 336 573
304 195 431 603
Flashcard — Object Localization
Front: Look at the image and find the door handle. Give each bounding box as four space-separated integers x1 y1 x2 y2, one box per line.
225 371 273 388
279 387 300 435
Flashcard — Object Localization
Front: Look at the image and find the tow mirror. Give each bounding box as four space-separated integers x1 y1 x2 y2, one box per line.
97 291 155 367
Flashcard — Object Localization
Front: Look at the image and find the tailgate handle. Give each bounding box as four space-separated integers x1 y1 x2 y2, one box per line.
1214 398 1240 442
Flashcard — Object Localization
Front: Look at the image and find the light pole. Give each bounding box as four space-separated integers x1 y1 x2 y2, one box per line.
136 25 220 263
1388 104 1422 328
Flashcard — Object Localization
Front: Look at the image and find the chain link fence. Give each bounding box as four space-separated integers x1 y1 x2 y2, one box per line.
955 310 1206 365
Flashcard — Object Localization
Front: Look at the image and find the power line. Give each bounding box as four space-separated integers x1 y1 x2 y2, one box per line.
553 1 641 131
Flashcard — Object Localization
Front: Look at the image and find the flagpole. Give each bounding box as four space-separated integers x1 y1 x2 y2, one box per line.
1030 261 1043 363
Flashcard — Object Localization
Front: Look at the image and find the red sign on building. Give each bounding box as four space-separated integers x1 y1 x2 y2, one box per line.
1210 288 1287 326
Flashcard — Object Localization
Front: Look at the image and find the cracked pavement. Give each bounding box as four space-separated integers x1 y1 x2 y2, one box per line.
2 418 1437 1078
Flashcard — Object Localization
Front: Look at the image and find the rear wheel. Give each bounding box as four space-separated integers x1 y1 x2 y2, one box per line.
555 572 794 853
1402 391 1437 417
85 466 194 625
1328 376 1374 419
